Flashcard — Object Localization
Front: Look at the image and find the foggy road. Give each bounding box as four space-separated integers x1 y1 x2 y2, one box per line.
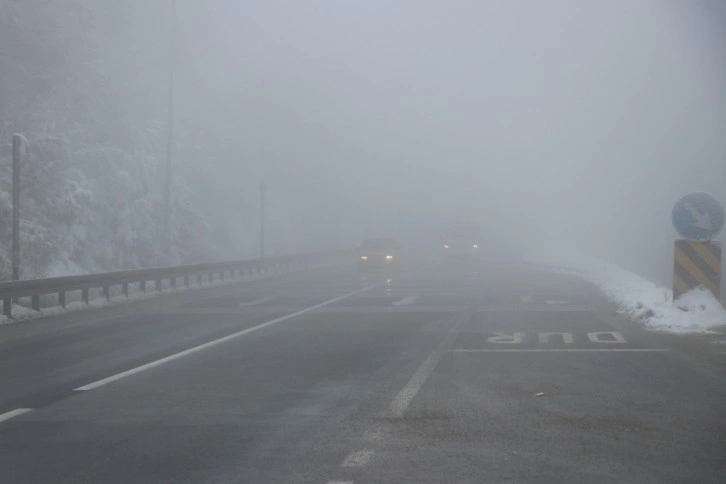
1 261 725 483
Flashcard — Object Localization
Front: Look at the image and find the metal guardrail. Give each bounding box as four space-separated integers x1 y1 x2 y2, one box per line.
0 251 347 318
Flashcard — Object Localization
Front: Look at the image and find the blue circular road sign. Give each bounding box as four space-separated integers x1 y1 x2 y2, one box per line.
672 192 725 241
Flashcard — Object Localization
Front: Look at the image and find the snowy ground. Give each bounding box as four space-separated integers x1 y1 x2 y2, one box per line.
529 251 726 334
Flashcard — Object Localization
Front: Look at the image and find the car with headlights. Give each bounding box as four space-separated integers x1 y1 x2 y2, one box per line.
357 237 400 273
442 224 481 261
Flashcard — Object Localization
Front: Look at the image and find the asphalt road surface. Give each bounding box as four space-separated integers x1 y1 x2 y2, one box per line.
1 260 725 483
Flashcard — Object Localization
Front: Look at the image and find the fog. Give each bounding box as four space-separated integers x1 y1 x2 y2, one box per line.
2 0 725 284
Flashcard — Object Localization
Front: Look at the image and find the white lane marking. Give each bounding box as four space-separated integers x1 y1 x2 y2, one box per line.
392 296 418 306
0 408 32 423
238 297 273 307
537 332 574 344
363 426 387 442
545 299 569 305
327 481 354 484
487 332 526 344
386 314 467 418
75 286 376 391
520 295 533 303
451 348 669 353
341 450 373 468
587 331 627 343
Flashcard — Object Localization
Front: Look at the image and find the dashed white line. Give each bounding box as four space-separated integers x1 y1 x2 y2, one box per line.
451 348 670 353
238 297 274 307
341 450 373 468
362 426 387 442
326 481 354 484
385 312 468 418
0 408 32 423
74 285 376 391
387 351 443 418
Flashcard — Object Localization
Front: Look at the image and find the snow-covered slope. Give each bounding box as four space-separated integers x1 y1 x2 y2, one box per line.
531 252 726 334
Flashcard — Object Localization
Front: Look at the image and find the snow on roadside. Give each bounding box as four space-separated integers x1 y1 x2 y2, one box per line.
529 251 726 334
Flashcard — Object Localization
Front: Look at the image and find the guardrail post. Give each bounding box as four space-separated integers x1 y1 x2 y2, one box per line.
0 251 343 321
3 298 10 318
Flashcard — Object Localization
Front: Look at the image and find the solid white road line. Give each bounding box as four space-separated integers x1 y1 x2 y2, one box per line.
341 450 373 468
385 313 468 418
0 408 32 423
238 297 274 307
327 481 354 484
75 286 375 391
451 348 670 353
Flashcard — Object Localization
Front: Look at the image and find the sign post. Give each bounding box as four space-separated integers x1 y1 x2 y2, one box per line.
11 134 29 281
672 192 724 301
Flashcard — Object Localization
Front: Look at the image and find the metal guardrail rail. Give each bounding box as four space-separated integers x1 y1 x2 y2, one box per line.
0 251 347 318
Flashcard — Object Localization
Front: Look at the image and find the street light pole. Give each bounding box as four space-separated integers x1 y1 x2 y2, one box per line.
163 0 177 254
259 183 267 258
335 196 341 250
11 135 22 281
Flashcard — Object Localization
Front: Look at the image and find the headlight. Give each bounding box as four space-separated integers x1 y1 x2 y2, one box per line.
444 244 449 249
360 255 368 260
385 255 394 260
472 244 479 249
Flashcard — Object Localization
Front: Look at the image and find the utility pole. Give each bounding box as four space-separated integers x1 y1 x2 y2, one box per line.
163 0 177 255
259 183 267 258
335 196 341 250
11 134 26 281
